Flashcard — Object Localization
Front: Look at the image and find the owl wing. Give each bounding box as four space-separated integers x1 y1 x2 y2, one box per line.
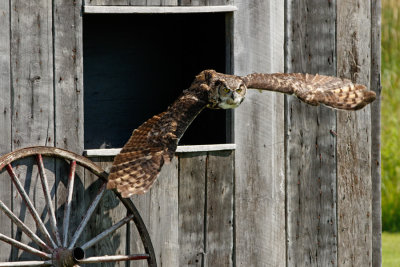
242 73 376 110
107 85 209 197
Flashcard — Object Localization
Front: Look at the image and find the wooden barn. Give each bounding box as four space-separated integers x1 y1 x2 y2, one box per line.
0 0 381 266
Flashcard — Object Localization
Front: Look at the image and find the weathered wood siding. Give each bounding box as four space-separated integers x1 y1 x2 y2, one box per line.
82 151 233 267
285 1 337 265
337 1 373 265
0 0 381 266
371 1 382 266
0 0 12 262
234 1 286 266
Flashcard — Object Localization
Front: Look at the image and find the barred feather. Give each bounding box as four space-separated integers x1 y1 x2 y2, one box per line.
243 73 376 110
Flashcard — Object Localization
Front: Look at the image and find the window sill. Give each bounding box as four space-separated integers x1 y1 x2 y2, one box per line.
83 144 236 157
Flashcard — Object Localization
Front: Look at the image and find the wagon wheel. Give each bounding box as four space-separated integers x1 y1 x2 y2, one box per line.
0 146 156 267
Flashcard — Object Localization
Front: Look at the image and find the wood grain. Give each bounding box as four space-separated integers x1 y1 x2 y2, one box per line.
10 0 54 260
233 1 285 266
86 0 130 5
0 0 12 261
285 0 337 265
83 157 127 267
179 0 231 5
370 1 382 266
205 150 233 266
83 5 236 13
148 157 179 266
337 0 372 266
179 152 206 266
53 0 85 249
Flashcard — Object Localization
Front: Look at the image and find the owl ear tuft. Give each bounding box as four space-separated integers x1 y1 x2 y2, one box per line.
203 69 217 84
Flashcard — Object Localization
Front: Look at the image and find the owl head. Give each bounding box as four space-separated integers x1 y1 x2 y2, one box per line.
205 71 247 109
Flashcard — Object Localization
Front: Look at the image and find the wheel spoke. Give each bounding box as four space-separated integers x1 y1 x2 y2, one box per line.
6 164 57 249
36 154 62 247
0 260 52 266
62 160 76 247
0 200 52 252
68 182 107 249
0 233 51 259
78 254 149 263
81 214 134 250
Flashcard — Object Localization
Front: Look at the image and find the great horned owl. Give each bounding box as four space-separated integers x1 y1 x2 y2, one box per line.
107 70 376 197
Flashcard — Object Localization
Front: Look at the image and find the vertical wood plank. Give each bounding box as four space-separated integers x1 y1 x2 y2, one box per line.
161 0 178 5
10 0 54 260
54 0 83 153
146 0 162 6
149 157 179 266
285 0 337 266
83 157 127 267
128 194 151 267
128 189 151 267
205 150 233 266
0 0 12 261
10 1 54 149
370 1 382 266
337 0 372 266
179 0 206 5
53 0 85 246
233 1 285 266
179 152 206 267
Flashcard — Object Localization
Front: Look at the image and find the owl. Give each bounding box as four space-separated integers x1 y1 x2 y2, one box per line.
107 70 376 197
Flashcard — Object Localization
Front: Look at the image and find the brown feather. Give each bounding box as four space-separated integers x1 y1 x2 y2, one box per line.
107 73 211 197
243 73 376 110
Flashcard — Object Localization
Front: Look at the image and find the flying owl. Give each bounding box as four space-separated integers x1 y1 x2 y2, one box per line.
107 70 376 197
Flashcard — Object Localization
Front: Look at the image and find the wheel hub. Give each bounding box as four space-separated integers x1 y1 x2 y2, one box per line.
52 247 84 267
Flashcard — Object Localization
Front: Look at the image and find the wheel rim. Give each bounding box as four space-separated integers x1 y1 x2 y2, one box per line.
0 146 156 267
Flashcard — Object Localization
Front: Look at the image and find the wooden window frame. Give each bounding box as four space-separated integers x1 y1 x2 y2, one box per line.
82 6 237 156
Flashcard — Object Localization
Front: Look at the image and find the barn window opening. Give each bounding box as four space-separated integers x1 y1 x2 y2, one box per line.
83 13 231 150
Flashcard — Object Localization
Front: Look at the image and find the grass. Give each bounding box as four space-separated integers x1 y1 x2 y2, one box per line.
381 0 400 232
383 232 400 266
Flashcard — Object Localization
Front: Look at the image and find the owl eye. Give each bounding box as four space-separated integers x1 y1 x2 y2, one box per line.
236 88 242 93
223 87 230 93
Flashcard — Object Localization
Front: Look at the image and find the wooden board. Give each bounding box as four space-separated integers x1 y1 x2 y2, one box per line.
337 0 372 265
85 0 178 6
83 157 127 267
370 1 382 266
0 0 12 262
179 152 206 266
85 0 131 5
10 0 55 260
285 0 337 265
233 1 285 266
148 157 179 266
179 0 231 5
205 150 233 266
53 0 85 249
84 5 236 13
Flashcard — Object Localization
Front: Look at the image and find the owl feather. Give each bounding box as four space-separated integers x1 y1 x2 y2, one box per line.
108 70 376 197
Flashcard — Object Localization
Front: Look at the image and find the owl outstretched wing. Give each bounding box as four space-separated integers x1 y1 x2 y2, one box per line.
107 74 211 197
243 73 376 110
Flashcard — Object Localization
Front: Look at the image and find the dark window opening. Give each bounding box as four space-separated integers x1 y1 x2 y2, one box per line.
83 13 229 149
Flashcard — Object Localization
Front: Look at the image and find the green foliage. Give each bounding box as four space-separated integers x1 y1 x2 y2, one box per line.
382 0 400 231
382 232 400 266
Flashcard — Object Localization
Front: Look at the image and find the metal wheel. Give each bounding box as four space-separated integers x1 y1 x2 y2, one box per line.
0 146 156 267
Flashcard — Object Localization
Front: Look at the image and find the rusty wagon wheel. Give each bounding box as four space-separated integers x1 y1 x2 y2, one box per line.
0 146 156 267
